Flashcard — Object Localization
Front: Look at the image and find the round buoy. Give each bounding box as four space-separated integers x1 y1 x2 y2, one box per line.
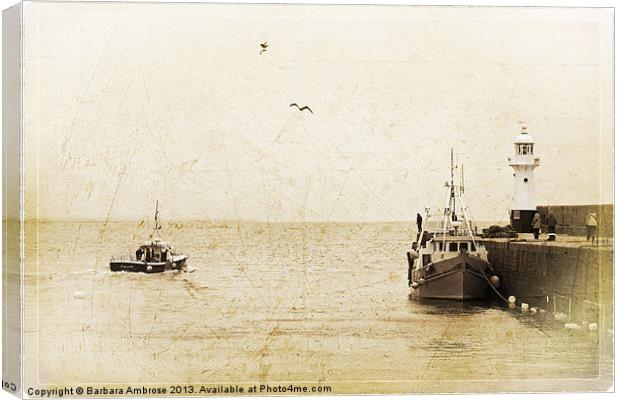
172 263 177 269
588 323 598 332
530 307 538 314
411 281 419 289
408 250 419 259
489 275 500 289
146 265 153 272
521 303 529 311
418 278 426 285
508 295 516 304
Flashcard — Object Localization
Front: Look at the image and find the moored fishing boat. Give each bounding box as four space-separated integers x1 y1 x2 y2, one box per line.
407 150 501 300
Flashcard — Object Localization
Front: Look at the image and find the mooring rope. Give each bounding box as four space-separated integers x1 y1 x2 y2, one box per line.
471 261 510 304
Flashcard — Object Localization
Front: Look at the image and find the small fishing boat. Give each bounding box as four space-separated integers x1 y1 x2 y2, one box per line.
407 150 501 300
110 202 189 273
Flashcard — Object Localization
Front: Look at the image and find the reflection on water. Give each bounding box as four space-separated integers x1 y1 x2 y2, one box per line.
23 221 612 392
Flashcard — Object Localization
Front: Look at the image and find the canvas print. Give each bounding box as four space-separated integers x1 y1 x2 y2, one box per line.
2 1 614 397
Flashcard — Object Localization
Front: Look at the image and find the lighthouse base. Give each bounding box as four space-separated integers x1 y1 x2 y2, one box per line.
510 209 536 233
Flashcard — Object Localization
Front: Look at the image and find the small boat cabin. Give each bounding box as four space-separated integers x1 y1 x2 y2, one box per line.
136 239 174 263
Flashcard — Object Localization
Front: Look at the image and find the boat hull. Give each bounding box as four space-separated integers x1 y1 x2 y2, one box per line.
110 256 188 274
411 252 494 300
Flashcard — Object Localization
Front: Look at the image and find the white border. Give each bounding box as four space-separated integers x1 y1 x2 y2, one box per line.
0 1 615 400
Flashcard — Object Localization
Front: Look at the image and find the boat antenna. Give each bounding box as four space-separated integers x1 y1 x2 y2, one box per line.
154 200 161 231
460 163 465 195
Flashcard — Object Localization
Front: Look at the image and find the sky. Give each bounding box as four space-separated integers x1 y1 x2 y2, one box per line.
21 2 614 222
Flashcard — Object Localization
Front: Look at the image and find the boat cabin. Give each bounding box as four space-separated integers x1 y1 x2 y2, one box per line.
136 239 173 263
418 236 478 267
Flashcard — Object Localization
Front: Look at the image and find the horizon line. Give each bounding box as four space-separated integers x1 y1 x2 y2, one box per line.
8 218 511 225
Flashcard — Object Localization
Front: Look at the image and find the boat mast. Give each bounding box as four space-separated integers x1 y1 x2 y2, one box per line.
154 200 162 232
440 149 456 248
453 159 480 252
449 148 457 222
460 164 465 195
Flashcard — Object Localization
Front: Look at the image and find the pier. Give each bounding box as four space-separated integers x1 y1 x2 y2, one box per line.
480 234 613 330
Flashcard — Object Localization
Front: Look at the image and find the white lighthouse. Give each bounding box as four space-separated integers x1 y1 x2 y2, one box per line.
508 123 540 232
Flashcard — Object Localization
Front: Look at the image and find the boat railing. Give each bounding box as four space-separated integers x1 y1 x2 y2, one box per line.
111 251 183 262
429 226 478 238
110 255 139 262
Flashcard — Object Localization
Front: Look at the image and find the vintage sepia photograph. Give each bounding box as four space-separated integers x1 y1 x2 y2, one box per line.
1 0 614 397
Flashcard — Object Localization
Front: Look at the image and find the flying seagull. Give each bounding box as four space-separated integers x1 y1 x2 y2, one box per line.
259 42 269 55
289 103 313 114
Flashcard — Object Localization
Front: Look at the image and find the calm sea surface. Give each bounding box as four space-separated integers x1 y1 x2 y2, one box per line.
23 221 612 393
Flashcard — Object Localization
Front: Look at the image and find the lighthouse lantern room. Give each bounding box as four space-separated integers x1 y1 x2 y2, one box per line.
508 123 540 233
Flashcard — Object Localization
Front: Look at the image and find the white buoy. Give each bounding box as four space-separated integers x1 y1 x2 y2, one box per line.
411 281 419 289
73 291 85 299
146 265 153 272
521 303 529 311
508 295 516 304
588 323 598 332
530 307 538 314
564 323 581 330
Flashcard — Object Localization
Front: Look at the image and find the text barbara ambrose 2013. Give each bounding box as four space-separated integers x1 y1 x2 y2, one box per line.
26 384 333 396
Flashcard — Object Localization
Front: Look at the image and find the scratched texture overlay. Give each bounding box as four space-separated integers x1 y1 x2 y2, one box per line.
18 1 613 395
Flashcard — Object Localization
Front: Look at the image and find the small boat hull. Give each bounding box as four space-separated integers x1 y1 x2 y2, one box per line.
110 256 188 274
411 252 493 300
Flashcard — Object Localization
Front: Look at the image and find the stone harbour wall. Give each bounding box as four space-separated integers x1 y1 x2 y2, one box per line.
481 239 613 329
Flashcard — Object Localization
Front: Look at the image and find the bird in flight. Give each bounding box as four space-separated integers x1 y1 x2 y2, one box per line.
289 103 313 114
259 42 269 55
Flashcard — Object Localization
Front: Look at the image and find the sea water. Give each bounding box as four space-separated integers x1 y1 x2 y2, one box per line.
22 221 612 392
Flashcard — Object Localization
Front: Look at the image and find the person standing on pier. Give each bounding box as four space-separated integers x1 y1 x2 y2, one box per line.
547 211 557 241
417 213 423 233
585 212 598 245
531 212 541 240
